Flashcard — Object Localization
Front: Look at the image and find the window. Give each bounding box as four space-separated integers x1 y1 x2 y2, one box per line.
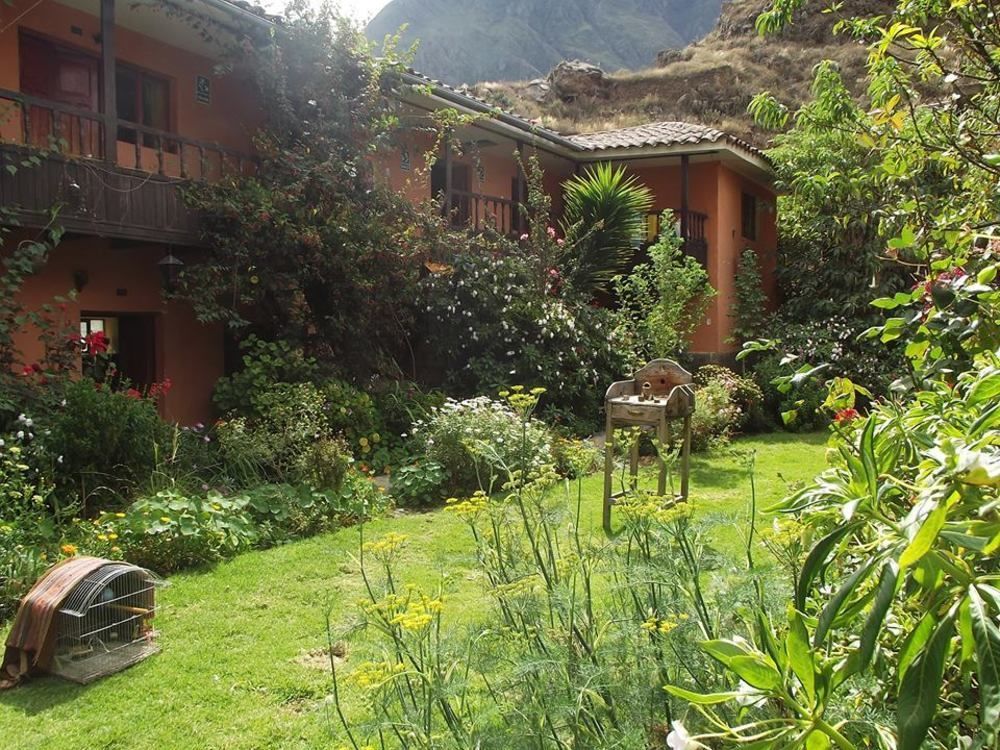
741 192 758 241
116 65 172 148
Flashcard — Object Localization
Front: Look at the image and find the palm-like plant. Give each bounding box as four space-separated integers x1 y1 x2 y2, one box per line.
559 162 653 296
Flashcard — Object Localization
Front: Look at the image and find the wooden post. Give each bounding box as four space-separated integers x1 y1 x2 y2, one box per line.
680 153 690 242
101 0 117 165
443 137 453 222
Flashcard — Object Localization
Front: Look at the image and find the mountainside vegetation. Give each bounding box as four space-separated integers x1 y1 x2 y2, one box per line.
469 0 890 142
366 0 722 85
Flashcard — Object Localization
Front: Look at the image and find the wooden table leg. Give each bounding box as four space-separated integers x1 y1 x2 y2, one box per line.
657 417 668 498
629 431 639 492
680 415 692 501
603 422 614 533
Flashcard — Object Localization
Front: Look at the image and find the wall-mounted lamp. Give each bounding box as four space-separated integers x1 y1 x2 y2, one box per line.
157 252 184 293
72 269 89 293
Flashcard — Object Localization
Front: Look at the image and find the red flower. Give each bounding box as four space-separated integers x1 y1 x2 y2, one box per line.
148 378 173 399
85 330 109 355
21 363 42 376
125 388 142 400
834 408 860 425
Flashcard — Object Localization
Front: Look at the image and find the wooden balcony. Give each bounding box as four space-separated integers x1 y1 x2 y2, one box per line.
444 188 521 236
0 88 252 245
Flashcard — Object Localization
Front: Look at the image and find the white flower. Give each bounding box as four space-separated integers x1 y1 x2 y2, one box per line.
15 431 24 440
734 680 766 708
666 721 705 750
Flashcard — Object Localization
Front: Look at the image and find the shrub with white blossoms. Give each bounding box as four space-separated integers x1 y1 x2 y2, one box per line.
419 241 629 434
411 391 552 494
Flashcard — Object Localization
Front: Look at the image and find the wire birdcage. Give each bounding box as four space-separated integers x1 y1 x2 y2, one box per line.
49 562 166 684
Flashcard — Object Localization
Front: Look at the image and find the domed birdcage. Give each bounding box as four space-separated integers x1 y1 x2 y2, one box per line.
1 557 165 688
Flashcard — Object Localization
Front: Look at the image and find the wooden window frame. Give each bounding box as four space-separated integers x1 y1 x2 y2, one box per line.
115 61 174 147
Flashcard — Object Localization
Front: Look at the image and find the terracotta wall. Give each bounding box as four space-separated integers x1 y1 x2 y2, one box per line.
0 0 260 173
626 160 721 353
714 164 779 354
6 232 222 424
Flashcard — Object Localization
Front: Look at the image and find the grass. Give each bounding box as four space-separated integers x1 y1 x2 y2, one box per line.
0 431 827 749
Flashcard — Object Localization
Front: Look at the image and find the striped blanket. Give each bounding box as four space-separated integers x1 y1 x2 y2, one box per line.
1 556 108 689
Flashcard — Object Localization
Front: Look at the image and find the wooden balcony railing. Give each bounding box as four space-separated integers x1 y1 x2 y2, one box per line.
445 189 520 236
0 88 251 181
680 209 708 267
0 88 254 244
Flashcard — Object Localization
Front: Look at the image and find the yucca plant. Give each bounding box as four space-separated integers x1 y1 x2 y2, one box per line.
559 163 653 297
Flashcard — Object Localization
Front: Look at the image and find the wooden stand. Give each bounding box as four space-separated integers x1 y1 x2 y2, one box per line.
602 360 695 533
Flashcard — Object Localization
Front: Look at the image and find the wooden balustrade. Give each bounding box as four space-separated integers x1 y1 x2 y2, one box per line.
679 209 708 267
0 87 255 245
0 88 252 181
446 188 520 236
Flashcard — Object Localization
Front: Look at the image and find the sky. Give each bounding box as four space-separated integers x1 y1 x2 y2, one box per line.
264 0 393 22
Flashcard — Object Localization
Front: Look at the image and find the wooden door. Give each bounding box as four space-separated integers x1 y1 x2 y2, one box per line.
19 34 100 155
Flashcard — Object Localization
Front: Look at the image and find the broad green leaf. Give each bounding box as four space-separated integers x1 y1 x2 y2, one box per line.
899 502 947 568
701 639 751 666
898 612 936 684
728 655 782 691
796 524 857 610
858 561 899 673
786 609 815 702
969 587 1000 738
897 615 955 750
815 561 875 646
968 368 1000 405
663 685 741 705
805 730 832 750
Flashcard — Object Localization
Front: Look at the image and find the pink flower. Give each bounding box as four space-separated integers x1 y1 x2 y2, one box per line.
546 226 557 239
556 238 565 246
519 233 529 241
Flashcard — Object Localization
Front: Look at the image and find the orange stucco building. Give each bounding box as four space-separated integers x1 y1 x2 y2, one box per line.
0 0 267 424
1 0 777 425
379 72 778 358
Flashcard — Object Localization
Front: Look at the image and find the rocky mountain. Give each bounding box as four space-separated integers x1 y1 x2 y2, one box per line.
366 0 723 85
468 0 890 144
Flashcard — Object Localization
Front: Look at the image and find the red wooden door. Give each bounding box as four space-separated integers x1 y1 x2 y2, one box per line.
19 34 100 156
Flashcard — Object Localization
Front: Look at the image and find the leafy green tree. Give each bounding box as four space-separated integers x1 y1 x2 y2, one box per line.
673 2 1000 748
612 212 714 364
179 3 427 378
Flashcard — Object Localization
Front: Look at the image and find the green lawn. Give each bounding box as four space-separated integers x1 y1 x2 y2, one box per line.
0 432 827 750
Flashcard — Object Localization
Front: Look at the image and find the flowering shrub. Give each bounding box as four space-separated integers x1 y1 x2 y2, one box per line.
689 379 738 451
746 314 898 429
419 247 628 433
412 392 552 495
695 364 768 433
330 388 732 748
43 378 169 511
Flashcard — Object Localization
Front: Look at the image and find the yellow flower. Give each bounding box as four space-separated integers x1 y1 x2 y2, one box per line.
96 534 107 542
160 516 172 524
107 533 118 541
362 532 408 558
60 543 78 556
115 512 126 518
359 437 369 447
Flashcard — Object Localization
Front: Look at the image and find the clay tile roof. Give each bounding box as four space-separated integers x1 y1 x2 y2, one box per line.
568 121 767 160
